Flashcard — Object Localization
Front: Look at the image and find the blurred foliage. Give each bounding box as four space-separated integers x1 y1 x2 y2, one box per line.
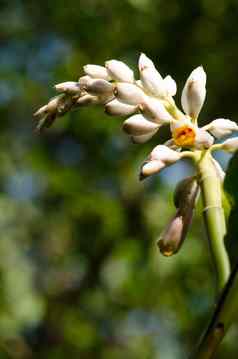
0 0 238 358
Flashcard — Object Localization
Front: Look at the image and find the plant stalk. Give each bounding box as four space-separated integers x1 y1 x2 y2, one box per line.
198 151 230 293
191 260 238 358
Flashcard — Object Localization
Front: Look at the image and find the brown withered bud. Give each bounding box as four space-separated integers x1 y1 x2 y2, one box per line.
158 177 199 256
173 176 199 212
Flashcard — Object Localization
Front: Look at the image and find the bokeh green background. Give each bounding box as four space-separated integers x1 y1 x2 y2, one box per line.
1 0 238 357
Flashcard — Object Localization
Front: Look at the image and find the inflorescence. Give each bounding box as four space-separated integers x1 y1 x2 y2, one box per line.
34 53 238 256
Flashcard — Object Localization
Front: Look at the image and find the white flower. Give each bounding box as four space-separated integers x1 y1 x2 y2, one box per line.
105 99 138 116
131 130 158 144
122 114 159 136
181 66 206 119
84 79 114 96
205 118 238 139
83 64 110 80
221 137 238 153
140 145 182 179
140 97 173 124
55 81 81 95
138 53 155 71
115 83 146 105
138 54 166 98
105 60 134 83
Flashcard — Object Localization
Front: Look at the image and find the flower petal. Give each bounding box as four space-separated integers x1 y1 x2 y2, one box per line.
115 83 146 105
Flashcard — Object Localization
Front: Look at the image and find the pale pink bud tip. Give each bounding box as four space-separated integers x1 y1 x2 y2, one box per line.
105 60 134 83
138 53 155 71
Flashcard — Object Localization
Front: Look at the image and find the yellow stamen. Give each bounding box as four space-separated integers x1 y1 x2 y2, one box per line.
173 125 196 147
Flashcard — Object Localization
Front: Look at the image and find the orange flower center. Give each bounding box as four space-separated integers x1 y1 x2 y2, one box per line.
173 125 196 147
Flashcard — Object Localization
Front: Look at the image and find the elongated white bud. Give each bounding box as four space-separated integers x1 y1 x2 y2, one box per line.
115 83 146 105
84 79 114 96
206 118 238 139
150 145 181 162
140 97 173 124
131 130 158 144
55 81 81 95
140 67 166 98
123 114 159 136
221 137 238 152
105 60 134 83
138 53 155 71
105 99 138 116
83 64 110 80
194 129 214 149
181 66 206 119
140 160 164 179
163 75 177 96
75 94 99 107
140 145 181 180
79 75 93 87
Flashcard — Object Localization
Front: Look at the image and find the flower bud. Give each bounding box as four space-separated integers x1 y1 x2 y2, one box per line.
75 94 99 107
221 137 238 153
140 160 165 180
122 114 159 136
131 130 158 144
79 75 93 88
194 128 214 149
158 178 199 256
115 83 146 105
55 81 81 95
83 64 110 80
140 145 181 180
138 53 155 71
140 67 166 98
84 79 114 96
140 97 173 124
181 66 206 119
105 60 134 83
173 176 199 211
105 99 138 116
206 118 238 139
163 75 177 97
157 210 191 256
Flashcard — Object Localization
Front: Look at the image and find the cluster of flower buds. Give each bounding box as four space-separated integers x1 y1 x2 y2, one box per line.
34 53 238 255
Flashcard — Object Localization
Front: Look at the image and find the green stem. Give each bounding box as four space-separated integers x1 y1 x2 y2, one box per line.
191 260 238 358
198 151 230 293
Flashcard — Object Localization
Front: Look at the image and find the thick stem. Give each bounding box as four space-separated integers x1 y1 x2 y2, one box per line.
198 151 230 293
